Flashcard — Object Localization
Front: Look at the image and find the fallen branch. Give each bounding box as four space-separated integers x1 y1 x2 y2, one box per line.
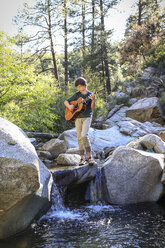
26 132 59 139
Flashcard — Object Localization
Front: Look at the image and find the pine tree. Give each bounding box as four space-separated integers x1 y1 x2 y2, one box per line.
121 0 163 75
14 0 59 85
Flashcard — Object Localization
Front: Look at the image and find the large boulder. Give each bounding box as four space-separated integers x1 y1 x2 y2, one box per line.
117 119 165 137
101 146 164 204
59 120 165 155
57 153 81 166
105 105 129 126
0 118 53 239
41 138 67 158
59 126 134 152
105 104 165 136
127 134 165 154
126 97 165 124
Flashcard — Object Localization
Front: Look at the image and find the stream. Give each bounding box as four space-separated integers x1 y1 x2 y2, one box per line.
1 201 165 247
1 171 165 248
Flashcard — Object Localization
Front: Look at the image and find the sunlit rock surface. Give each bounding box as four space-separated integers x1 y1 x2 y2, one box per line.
0 117 52 239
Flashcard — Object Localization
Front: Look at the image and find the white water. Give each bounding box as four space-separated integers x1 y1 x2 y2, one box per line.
39 169 116 223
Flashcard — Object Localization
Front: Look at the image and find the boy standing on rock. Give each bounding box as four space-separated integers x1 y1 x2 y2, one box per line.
64 77 96 166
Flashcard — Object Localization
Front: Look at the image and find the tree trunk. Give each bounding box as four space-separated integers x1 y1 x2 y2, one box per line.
64 0 68 92
82 0 86 75
138 0 142 25
48 0 59 85
91 0 95 53
100 0 111 94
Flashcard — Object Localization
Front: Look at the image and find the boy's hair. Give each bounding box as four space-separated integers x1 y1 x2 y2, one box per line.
75 77 87 87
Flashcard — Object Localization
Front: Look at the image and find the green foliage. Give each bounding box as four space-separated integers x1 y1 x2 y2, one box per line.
0 74 57 132
115 96 130 106
83 68 106 92
68 49 82 81
144 40 165 70
0 32 36 104
0 32 70 133
121 0 165 76
51 92 75 132
93 97 108 120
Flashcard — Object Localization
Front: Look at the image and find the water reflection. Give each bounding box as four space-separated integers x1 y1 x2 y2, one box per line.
0 203 165 248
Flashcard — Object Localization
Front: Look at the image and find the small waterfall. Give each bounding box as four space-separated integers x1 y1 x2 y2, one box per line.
38 180 83 223
51 182 65 211
48 181 83 220
37 181 66 223
85 167 103 204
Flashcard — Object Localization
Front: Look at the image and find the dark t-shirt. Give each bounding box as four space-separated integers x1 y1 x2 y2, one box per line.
66 91 93 118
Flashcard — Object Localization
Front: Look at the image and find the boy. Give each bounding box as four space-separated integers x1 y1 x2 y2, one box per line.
64 77 96 166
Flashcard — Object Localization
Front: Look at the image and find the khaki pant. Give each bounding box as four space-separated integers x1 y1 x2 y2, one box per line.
75 117 92 155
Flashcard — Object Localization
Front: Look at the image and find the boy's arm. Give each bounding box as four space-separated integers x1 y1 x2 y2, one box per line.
64 100 75 111
89 94 96 110
64 92 78 111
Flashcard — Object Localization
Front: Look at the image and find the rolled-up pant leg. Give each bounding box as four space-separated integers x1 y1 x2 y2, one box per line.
75 117 92 155
81 117 92 153
75 118 84 155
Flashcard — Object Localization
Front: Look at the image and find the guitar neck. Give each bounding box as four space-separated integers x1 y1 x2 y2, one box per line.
77 94 91 106
77 88 104 106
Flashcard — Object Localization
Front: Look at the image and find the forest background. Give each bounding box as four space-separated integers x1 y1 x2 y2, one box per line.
0 0 165 133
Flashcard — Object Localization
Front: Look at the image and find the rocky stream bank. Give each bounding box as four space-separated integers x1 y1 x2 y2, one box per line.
1 68 165 239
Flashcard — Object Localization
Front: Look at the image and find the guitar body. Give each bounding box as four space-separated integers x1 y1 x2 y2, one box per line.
65 88 105 121
65 97 87 121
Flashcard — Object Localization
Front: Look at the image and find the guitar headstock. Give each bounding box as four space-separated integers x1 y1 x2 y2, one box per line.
95 88 105 95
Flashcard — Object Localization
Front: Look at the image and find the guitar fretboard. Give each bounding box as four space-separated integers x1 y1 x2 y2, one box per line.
77 88 104 107
77 95 91 106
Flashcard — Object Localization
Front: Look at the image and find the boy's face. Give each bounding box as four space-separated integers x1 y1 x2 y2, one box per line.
77 84 87 93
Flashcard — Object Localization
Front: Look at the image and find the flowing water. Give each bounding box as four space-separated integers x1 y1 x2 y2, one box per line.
1 173 165 248
1 202 165 248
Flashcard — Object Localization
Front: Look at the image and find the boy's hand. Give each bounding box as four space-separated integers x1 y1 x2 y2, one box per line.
69 104 75 112
89 93 96 101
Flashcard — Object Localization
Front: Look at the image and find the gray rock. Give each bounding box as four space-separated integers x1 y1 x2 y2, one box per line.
105 106 129 126
106 104 126 120
126 97 165 124
117 120 147 137
138 134 165 154
29 137 36 143
59 126 134 152
37 150 53 160
42 138 67 158
66 147 80 155
127 134 165 154
0 118 52 239
57 154 81 166
105 105 165 137
126 141 144 150
59 129 77 148
102 146 164 204
129 98 138 105
53 163 98 186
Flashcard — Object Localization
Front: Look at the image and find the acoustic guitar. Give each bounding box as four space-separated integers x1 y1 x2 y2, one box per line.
65 88 105 121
